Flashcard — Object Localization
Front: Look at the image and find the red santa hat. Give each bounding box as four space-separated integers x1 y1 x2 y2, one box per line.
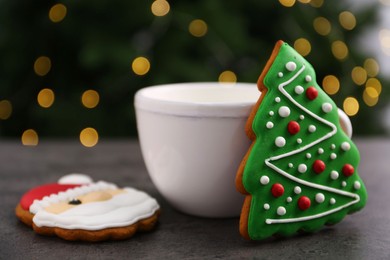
20 174 93 211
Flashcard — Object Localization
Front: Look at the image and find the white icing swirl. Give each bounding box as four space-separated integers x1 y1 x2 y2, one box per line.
32 187 160 230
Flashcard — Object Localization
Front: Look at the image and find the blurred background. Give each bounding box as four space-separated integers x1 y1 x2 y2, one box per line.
0 0 389 147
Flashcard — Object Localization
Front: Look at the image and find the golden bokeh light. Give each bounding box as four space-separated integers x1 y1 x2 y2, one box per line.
37 88 55 108
313 17 331 36
351 66 367 86
310 0 324 7
298 0 311 3
49 4 67 23
365 78 382 95
294 38 311 56
364 58 379 77
363 87 379 107
132 57 150 76
279 0 296 7
343 97 359 116
0 100 12 120
82 90 100 109
339 11 356 30
22 129 39 146
80 127 99 147
189 19 208 37
151 0 170 16
322 75 340 95
331 41 349 60
218 70 237 83
34 56 51 76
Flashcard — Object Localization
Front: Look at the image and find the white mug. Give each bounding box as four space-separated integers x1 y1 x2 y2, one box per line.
134 82 352 218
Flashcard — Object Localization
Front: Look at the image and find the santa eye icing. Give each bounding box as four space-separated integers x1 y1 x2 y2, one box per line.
68 198 82 205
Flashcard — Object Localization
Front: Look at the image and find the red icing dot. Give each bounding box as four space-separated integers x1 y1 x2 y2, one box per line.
313 160 326 174
342 164 355 177
298 196 311 210
287 121 300 135
271 183 284 197
306 87 318 100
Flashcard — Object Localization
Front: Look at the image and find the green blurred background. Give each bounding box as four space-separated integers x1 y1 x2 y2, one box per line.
0 0 389 146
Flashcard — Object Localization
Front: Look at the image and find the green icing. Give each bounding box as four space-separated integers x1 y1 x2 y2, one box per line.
241 42 367 240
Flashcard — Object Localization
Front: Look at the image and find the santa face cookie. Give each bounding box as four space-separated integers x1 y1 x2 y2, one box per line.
235 41 367 240
16 174 160 242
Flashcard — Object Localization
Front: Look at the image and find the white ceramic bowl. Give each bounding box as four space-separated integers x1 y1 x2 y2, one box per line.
134 82 260 217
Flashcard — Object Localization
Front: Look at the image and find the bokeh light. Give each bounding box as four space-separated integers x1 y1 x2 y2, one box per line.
22 129 39 146
298 0 311 3
0 100 12 120
218 70 237 83
351 66 367 86
279 0 296 7
132 57 150 75
379 29 390 55
339 11 356 30
322 75 340 95
151 0 170 16
331 41 348 60
189 19 208 37
49 4 67 23
82 90 100 108
80 127 99 147
363 87 379 107
294 38 311 56
365 78 382 95
34 56 51 76
343 97 359 116
310 0 324 7
364 58 379 77
313 17 331 36
37 88 55 108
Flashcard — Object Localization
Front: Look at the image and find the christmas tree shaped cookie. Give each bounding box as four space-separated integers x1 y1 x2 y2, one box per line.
235 41 367 240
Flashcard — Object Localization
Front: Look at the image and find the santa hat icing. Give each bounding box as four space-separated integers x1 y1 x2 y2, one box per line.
19 174 115 213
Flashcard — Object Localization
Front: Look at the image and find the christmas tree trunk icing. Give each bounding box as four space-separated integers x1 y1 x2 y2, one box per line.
235 41 367 240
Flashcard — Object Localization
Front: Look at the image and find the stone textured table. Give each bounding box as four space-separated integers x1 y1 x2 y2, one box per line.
1 139 389 259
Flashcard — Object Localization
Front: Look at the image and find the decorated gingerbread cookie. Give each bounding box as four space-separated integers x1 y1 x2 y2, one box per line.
235 41 367 240
16 174 160 242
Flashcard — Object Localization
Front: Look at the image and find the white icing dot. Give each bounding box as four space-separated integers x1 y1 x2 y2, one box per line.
286 197 292 203
322 103 333 113
294 186 302 194
297 138 302 144
330 153 337 160
342 181 347 187
278 72 283 77
288 163 294 168
330 198 336 205
286 61 297 71
330 170 339 180
299 115 305 120
269 111 274 116
331 144 336 150
315 193 325 203
318 148 324 154
306 153 312 159
278 106 291 117
260 175 270 185
341 142 351 151
275 97 281 103
305 75 312 82
354 181 361 190
266 121 274 129
298 164 307 173
308 125 316 133
264 203 270 210
277 206 286 216
275 136 286 147
295 85 304 94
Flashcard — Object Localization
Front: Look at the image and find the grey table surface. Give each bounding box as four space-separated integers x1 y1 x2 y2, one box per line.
1 138 389 259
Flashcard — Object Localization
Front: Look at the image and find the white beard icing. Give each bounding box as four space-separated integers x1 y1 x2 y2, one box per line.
32 187 160 230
